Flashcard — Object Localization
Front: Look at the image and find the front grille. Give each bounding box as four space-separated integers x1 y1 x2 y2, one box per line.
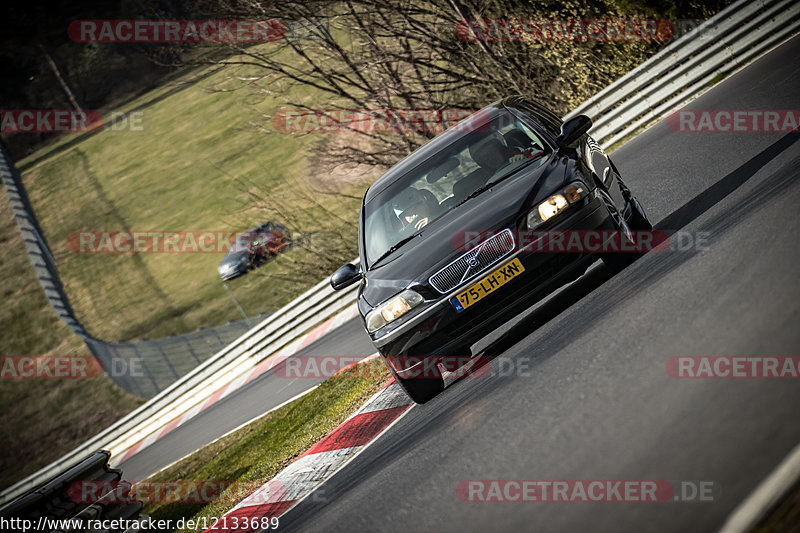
429 229 515 294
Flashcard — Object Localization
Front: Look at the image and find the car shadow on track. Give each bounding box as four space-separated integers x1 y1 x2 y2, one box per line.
655 132 799 233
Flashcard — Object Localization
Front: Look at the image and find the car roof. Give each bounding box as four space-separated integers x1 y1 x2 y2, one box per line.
503 95 563 126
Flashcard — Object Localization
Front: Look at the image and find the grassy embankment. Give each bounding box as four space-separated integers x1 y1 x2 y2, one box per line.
1 48 369 489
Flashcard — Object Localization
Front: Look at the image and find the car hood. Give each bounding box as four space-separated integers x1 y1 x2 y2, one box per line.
361 154 570 306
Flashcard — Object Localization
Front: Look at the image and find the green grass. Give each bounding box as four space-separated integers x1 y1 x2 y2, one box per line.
16 51 366 343
0 46 368 491
0 192 144 490
141 359 390 532
710 71 728 86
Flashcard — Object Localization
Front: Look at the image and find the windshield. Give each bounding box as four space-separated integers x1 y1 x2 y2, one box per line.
363 110 548 266
228 230 269 253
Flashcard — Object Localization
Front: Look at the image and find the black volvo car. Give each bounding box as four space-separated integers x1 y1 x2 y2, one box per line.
330 96 651 403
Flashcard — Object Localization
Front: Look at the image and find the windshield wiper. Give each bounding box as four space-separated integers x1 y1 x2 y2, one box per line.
455 181 495 208
372 230 424 266
455 156 542 208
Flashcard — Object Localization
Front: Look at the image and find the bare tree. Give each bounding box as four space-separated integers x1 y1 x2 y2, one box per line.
183 0 681 281
37 43 83 111
193 0 660 170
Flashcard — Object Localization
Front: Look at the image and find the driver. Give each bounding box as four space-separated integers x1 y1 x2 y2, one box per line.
401 201 430 231
394 188 436 232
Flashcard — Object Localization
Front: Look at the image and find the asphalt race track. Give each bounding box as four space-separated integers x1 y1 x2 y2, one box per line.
124 35 799 531
274 35 800 532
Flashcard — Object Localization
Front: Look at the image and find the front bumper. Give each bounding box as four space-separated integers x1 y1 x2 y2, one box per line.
373 192 612 379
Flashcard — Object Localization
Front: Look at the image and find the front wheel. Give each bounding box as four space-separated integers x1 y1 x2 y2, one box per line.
386 360 444 404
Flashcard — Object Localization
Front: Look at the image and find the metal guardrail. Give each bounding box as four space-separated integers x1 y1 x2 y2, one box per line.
0 274 359 505
566 0 800 148
1 140 275 398
0 451 146 533
2 0 798 507
85 312 272 398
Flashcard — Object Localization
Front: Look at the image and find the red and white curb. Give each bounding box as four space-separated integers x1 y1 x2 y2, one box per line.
203 378 414 532
111 305 361 467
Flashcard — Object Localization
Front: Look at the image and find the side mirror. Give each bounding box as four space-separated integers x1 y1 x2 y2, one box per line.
330 263 362 290
556 115 592 148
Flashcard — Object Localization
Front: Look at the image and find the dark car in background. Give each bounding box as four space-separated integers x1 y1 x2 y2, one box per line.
217 222 287 280
330 96 651 403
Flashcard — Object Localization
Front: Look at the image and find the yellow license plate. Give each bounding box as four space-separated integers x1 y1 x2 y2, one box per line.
450 258 525 312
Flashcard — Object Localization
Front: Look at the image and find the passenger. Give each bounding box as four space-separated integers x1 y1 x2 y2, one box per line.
468 138 527 175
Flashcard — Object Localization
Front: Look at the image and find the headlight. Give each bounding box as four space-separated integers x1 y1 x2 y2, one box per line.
365 289 424 333
537 194 567 221
527 182 587 229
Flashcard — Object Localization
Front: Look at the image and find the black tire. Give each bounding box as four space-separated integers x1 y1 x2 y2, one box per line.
598 188 640 271
626 195 652 230
387 360 444 404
